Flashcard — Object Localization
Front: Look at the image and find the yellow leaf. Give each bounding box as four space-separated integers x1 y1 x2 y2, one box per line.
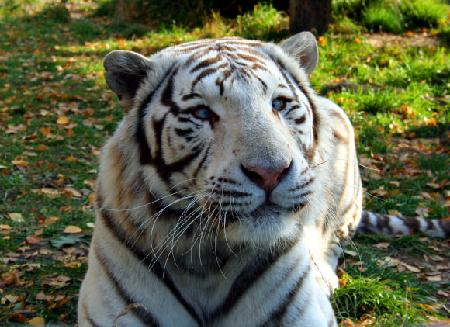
64 261 82 269
318 36 327 46
57 115 70 126
0 224 11 230
88 192 96 204
64 225 82 234
65 155 77 163
28 316 45 326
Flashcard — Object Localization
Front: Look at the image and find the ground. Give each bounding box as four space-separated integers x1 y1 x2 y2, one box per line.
0 2 448 326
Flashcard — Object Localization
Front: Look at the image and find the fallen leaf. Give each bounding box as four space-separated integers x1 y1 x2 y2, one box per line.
373 242 390 249
56 115 70 126
63 225 82 234
36 292 54 302
33 188 59 198
3 294 19 304
43 274 71 288
62 187 81 198
28 317 45 326
425 273 442 282
43 216 59 225
402 263 421 273
6 124 26 134
35 144 48 152
26 235 43 245
8 213 24 222
2 272 16 286
11 159 29 168
64 261 82 269
0 224 11 230
87 192 96 204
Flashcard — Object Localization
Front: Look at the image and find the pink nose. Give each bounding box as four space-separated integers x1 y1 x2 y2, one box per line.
241 162 291 192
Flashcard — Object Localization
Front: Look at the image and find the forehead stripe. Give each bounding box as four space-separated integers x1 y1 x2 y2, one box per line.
136 66 176 164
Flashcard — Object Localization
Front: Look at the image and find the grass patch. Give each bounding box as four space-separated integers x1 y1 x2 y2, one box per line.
363 4 404 33
333 275 424 325
334 0 449 33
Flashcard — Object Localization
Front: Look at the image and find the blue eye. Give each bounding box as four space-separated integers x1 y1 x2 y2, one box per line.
272 98 286 111
193 106 212 120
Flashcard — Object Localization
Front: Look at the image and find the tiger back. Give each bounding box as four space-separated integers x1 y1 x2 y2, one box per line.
78 33 365 327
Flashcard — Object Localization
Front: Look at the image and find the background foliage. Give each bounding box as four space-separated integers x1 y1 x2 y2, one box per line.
0 0 448 325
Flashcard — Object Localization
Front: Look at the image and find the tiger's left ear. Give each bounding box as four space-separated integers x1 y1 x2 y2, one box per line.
279 32 318 74
104 50 152 112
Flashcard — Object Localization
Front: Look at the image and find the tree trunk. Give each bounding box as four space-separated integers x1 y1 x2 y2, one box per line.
114 0 137 23
289 0 331 35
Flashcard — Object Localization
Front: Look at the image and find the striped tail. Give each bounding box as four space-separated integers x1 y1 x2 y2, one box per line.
357 210 450 238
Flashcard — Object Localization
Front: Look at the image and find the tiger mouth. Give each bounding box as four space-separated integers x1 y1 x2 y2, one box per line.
219 201 308 224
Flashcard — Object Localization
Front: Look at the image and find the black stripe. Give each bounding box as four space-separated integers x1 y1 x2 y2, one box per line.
182 92 201 101
97 202 203 325
175 127 193 137
399 216 420 234
264 266 310 325
209 238 298 321
136 67 175 165
207 189 251 197
192 68 218 90
294 114 306 124
190 56 223 73
270 55 319 160
192 145 210 179
94 245 160 327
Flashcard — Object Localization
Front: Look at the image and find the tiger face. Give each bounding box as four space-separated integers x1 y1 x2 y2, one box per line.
104 33 322 246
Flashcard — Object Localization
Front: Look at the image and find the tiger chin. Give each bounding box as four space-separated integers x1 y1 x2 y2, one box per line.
78 32 361 327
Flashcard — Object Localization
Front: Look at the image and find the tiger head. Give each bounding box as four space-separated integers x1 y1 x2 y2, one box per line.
101 33 340 248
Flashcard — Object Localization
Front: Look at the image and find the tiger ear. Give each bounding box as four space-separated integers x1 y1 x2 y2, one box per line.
104 50 152 112
279 32 318 74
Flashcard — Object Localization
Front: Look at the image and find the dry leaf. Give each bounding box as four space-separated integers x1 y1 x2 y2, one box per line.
425 273 442 282
11 159 29 168
35 144 48 152
28 317 45 326
88 192 96 204
402 263 421 273
2 272 16 285
64 225 82 234
43 216 59 225
56 115 70 126
62 187 81 198
64 261 82 269
3 294 19 304
36 292 54 301
8 213 24 222
373 242 390 249
26 235 43 245
43 275 71 288
0 224 11 230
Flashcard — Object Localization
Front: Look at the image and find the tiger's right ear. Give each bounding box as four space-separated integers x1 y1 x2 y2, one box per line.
104 50 152 112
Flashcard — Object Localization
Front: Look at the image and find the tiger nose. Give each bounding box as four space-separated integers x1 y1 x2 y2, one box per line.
241 162 292 192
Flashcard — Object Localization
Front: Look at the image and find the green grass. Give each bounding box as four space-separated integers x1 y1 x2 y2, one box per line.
334 0 449 33
0 1 449 325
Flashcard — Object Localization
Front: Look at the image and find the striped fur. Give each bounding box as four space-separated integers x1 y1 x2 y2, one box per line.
78 33 447 327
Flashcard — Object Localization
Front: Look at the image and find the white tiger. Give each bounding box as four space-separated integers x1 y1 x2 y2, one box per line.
78 32 448 327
